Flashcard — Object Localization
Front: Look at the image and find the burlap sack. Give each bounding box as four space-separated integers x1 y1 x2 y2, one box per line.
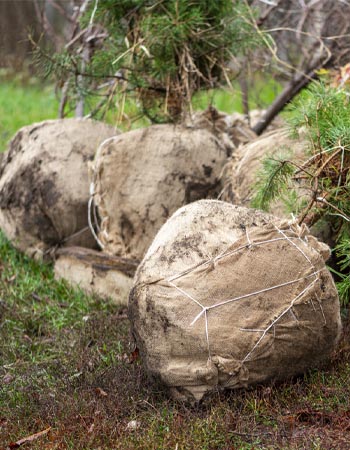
221 127 308 217
186 107 257 147
90 124 231 260
0 119 117 259
187 108 282 147
129 200 341 402
54 247 138 305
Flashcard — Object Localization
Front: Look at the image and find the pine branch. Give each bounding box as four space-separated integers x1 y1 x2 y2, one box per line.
251 157 295 211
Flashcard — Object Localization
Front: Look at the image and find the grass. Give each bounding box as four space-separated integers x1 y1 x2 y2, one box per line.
1 231 350 449
0 71 282 153
0 74 60 152
192 76 282 114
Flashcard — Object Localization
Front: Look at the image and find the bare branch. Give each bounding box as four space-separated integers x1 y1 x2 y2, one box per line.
252 63 320 135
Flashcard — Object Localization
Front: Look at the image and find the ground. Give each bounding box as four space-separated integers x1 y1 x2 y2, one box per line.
1 231 350 450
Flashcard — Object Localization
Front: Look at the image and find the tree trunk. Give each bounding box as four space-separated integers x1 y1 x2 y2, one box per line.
0 0 40 68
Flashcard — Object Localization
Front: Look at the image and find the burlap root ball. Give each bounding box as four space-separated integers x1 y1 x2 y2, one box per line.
129 200 341 402
221 127 308 217
90 123 231 260
0 119 117 259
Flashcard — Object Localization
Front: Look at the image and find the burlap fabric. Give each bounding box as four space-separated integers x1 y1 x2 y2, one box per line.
185 108 257 147
129 200 341 402
221 127 308 216
54 246 138 305
0 119 117 259
90 124 230 260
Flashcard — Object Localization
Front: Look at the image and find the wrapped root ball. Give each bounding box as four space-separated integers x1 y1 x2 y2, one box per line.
90 124 230 260
0 119 117 259
221 127 308 217
129 200 341 402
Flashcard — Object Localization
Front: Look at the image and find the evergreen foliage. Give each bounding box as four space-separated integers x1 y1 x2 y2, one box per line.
251 155 295 212
34 0 262 121
252 82 350 305
332 238 350 304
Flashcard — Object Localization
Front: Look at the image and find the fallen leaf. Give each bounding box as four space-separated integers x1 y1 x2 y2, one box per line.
8 426 51 448
3 373 14 384
128 347 139 363
295 408 332 425
87 423 95 434
95 387 108 397
23 334 33 344
126 420 140 431
31 292 41 301
173 413 184 427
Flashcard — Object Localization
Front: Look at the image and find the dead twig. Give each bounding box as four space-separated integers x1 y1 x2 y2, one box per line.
7 427 51 449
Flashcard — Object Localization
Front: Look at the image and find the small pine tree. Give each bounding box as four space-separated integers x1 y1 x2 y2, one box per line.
252 81 350 305
34 0 262 122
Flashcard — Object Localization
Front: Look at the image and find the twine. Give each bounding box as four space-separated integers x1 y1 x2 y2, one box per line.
165 225 324 364
88 182 105 249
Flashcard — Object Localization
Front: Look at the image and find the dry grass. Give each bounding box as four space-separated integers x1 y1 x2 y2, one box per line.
1 231 350 450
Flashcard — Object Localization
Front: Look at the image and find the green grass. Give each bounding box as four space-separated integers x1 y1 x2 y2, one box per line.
0 72 283 153
1 229 350 449
0 78 60 152
192 76 282 114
